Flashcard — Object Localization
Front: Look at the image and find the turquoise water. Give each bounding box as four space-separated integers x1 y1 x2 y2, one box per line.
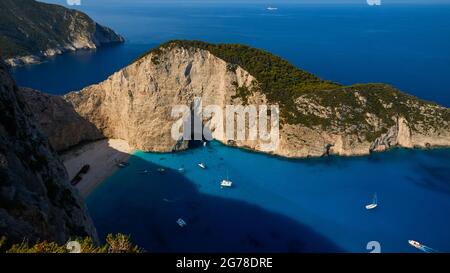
10 1 450 252
86 142 450 253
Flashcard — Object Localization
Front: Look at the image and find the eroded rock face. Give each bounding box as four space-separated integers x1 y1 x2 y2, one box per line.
64 46 258 152
0 0 124 66
19 88 103 152
61 45 449 158
0 62 98 245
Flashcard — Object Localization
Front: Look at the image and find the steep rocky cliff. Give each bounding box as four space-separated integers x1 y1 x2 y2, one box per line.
0 0 124 66
19 88 103 152
29 41 449 158
0 62 97 245
64 44 258 152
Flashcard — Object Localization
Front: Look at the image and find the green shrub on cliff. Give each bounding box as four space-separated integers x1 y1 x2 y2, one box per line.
1 234 143 253
137 40 449 139
139 40 339 112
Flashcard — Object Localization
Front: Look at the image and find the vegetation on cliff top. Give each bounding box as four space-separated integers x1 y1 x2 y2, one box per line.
138 40 449 139
0 234 142 253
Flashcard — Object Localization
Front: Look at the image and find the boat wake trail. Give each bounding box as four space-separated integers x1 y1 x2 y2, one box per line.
420 245 440 253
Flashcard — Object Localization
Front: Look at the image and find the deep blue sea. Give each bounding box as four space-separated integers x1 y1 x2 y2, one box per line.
14 1 450 106
12 1 450 252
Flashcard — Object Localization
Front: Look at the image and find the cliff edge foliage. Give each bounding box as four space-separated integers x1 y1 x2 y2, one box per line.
0 234 142 253
138 40 449 141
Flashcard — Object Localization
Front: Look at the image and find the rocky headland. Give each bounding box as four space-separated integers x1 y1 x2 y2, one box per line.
38 41 450 158
0 0 124 66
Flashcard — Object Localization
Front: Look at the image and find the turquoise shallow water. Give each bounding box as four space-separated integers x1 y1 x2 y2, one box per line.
11 1 450 252
86 142 450 253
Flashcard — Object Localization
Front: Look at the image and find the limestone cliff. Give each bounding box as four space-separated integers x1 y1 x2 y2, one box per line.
0 62 97 245
64 45 258 152
59 41 449 158
0 0 124 66
19 88 103 152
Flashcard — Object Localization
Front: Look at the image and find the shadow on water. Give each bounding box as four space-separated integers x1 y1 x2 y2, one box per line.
86 154 343 253
393 148 450 196
408 164 450 196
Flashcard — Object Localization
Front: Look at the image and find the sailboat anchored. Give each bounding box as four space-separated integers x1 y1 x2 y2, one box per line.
221 170 233 188
365 192 378 210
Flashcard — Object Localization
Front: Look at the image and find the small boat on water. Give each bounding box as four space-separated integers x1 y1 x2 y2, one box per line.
178 167 185 173
117 162 129 168
365 193 378 210
267 6 278 11
203 141 207 147
198 163 206 169
408 240 439 253
221 180 233 188
221 171 233 188
408 240 423 250
138 169 150 175
157 168 166 174
176 218 187 227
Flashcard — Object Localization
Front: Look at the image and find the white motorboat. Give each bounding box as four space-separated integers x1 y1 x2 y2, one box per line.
198 163 206 169
408 240 439 253
267 6 278 11
408 240 423 250
365 193 378 210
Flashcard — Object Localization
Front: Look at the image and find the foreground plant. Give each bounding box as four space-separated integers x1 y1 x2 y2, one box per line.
0 234 143 253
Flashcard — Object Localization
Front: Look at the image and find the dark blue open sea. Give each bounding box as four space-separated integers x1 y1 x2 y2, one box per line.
12 1 450 252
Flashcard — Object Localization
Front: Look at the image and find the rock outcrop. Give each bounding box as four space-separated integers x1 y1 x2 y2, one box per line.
0 0 124 66
28 41 450 158
19 88 103 152
0 62 98 245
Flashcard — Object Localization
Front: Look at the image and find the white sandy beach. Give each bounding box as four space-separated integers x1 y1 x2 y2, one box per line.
61 139 135 198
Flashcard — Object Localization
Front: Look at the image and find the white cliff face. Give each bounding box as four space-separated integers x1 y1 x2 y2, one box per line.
397 117 413 148
65 46 258 152
56 45 450 158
